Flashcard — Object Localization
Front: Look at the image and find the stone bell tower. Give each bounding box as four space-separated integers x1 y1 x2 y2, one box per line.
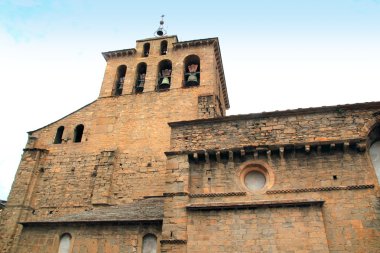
0 19 229 252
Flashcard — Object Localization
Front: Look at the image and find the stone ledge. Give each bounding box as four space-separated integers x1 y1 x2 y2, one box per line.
189 192 246 198
267 184 375 194
102 48 136 60
165 138 366 157
186 199 324 211
160 239 187 245
163 192 189 197
23 148 49 153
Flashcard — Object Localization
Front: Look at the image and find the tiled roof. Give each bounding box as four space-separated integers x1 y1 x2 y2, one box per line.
20 198 163 224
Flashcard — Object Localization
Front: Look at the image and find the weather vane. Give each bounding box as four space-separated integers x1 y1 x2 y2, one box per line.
155 15 167 37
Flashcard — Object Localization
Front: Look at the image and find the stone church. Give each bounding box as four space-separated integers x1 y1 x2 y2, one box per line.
1 30 380 253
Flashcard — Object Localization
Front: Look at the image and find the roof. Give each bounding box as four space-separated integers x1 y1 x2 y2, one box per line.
0 200 6 208
20 198 163 225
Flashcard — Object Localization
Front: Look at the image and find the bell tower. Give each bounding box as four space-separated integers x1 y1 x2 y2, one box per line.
0 21 229 252
99 17 229 121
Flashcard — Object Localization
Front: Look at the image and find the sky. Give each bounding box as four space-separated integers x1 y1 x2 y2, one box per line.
0 0 379 199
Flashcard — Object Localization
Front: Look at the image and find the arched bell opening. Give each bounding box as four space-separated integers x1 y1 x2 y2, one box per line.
184 55 200 87
160 40 168 55
157 60 172 91
114 65 127 96
368 123 380 184
135 62 147 93
143 43 150 57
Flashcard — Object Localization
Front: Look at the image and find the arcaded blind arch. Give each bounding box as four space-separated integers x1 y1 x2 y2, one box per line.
142 234 157 253
53 126 64 144
58 234 71 253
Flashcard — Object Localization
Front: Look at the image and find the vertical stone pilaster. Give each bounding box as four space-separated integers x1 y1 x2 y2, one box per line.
0 145 47 253
91 150 116 205
161 154 190 253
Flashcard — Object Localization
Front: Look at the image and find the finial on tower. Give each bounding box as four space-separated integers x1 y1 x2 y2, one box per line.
155 15 167 37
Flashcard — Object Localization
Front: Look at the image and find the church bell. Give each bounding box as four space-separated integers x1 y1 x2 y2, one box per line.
187 73 198 86
160 77 170 88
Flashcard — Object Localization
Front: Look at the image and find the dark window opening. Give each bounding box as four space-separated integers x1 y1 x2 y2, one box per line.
160 40 168 55
54 126 64 144
73 124 84 143
184 55 200 87
143 43 150 57
157 60 172 91
135 62 147 93
114 65 127 96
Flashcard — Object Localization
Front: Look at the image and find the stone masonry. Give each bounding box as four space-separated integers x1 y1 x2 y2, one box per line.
0 34 379 253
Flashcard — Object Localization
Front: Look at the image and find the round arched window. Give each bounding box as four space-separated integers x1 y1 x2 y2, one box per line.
142 234 157 253
58 233 71 253
244 170 267 191
238 161 274 193
369 140 380 184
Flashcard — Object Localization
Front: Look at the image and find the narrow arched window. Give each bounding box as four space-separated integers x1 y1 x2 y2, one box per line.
370 141 380 181
143 43 150 57
160 40 168 55
184 55 200 87
142 234 157 253
58 233 71 253
135 62 147 93
157 60 172 91
114 65 127 96
54 126 64 144
369 124 380 184
73 124 84 143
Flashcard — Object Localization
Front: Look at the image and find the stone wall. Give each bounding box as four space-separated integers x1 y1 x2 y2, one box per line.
170 103 380 151
183 150 380 252
1 36 228 253
160 103 380 253
187 206 329 252
15 222 161 253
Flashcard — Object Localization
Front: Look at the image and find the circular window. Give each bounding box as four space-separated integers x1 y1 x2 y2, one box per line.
244 170 266 191
238 161 274 193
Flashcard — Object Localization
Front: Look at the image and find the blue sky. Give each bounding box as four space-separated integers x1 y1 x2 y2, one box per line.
0 0 379 199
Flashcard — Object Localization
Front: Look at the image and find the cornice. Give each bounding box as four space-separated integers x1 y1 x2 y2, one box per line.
102 48 137 61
